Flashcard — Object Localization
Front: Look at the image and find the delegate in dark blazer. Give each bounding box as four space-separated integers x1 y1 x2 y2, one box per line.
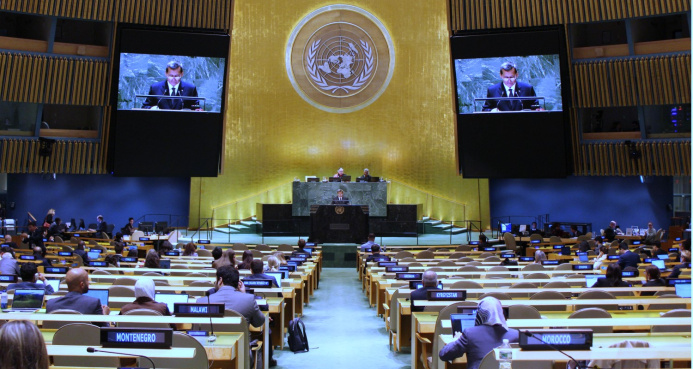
332 196 350 205
482 81 538 111
141 80 199 110
46 291 107 326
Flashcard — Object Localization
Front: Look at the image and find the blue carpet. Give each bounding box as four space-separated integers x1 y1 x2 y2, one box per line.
273 268 411 369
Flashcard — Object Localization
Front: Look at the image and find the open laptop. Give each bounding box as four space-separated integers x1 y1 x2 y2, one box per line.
159 259 171 269
578 253 589 262
3 289 45 312
87 251 102 260
585 275 605 288
265 272 283 287
675 283 691 298
156 293 190 312
656 254 670 260
45 279 61 292
450 309 478 336
84 289 109 306
651 259 666 271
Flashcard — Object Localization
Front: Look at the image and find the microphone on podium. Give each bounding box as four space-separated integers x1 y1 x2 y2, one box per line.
86 347 156 369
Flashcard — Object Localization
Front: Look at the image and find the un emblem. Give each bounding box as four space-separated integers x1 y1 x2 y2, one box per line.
286 5 395 113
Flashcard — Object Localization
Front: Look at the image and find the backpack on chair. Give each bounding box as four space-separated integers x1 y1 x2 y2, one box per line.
287 317 309 353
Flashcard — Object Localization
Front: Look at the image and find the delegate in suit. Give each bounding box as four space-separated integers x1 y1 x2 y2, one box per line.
141 61 201 110
482 61 539 112
332 189 350 205
46 268 111 326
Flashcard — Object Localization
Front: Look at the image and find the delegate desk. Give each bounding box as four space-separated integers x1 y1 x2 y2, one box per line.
3 314 253 369
413 315 690 369
436 333 691 369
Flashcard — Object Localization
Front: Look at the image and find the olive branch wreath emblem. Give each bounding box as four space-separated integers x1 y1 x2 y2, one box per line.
306 39 374 94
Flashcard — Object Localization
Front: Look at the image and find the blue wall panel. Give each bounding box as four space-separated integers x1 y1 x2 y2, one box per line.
4 174 190 231
490 176 673 232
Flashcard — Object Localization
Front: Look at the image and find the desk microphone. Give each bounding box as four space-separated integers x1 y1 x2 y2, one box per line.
205 290 217 342
86 347 156 369
519 330 583 369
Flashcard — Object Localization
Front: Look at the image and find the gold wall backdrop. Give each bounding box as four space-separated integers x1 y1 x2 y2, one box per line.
190 0 490 229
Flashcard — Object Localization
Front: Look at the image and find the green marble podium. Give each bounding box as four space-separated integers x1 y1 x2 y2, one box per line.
292 181 387 217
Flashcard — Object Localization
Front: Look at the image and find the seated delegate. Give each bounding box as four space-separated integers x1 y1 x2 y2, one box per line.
593 263 631 288
439 297 519 369
411 270 440 312
7 263 54 295
120 279 171 316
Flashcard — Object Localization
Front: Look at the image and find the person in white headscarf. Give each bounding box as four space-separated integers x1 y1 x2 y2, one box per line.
439 297 519 369
119 278 171 316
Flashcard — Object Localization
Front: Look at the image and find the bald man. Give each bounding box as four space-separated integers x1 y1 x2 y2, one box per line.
410 270 441 312
46 268 110 325
2 235 18 249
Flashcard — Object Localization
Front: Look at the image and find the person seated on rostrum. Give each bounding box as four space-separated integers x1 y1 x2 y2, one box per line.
0 320 49 369
668 249 691 279
0 246 20 276
237 250 253 270
292 239 311 258
641 265 666 296
46 268 111 325
213 249 236 269
617 242 641 269
528 221 543 237
120 279 171 315
7 263 54 295
593 263 631 288
439 297 519 369
365 244 390 263
246 260 279 287
183 242 198 257
411 270 440 312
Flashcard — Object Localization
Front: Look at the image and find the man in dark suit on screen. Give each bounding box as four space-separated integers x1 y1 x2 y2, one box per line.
141 61 201 110
332 189 349 205
482 61 539 112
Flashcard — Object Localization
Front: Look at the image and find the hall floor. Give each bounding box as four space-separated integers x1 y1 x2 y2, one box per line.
273 268 411 369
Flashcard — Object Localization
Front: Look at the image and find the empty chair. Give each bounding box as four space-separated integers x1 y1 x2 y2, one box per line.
529 233 543 242
232 243 249 251
458 256 474 262
651 309 691 333
144 331 209 369
277 244 294 252
508 282 538 299
478 252 493 258
171 264 190 276
568 308 613 333
529 290 568 312
508 304 541 320
119 308 170 328
455 245 472 252
542 281 572 298
549 236 562 243
448 252 465 259
394 251 414 259
61 245 74 252
466 261 482 266
408 262 423 267
400 257 416 262
416 250 434 259
91 269 112 284
647 294 689 310
554 263 574 271
54 236 64 243
576 290 617 310
456 265 482 279
153 279 170 287
521 263 545 271
486 265 509 279
426 267 444 272
53 323 120 367
503 232 517 253
479 292 512 300
437 260 456 267
43 309 83 329
108 285 136 309
197 248 212 257
251 250 264 258
450 280 483 298
524 272 550 281
112 277 137 286
255 244 271 251
483 256 501 263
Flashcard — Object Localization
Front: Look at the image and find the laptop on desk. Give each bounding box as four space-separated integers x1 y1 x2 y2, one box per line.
450 309 478 336
578 254 589 263
156 293 190 312
675 283 691 298
651 259 667 271
3 289 45 313
84 289 109 306
585 274 604 288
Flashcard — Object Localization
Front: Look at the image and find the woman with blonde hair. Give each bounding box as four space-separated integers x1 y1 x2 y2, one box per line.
0 320 49 369
265 255 280 272
272 251 288 266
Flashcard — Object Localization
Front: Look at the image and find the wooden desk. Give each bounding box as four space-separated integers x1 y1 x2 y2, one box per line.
47 345 195 358
436 333 691 368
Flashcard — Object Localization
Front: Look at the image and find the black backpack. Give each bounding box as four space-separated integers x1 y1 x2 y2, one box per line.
287 317 309 353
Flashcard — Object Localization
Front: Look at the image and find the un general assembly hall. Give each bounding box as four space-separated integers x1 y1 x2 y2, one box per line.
0 1 690 368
